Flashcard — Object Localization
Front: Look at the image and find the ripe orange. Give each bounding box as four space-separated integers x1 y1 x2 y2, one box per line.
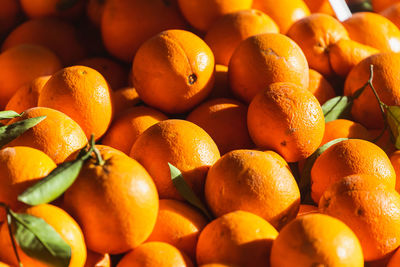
297 204 319 217
311 139 396 203
20 0 85 20
130 119 220 200
208 64 232 100
303 0 335 15
132 29 215 114
369 128 396 155
390 150 400 193
320 119 371 146
372 0 400 12
388 247 400 267
381 3 400 29
196 210 278 267
204 9 279 66
112 87 141 116
84 250 110 267
307 69 336 105
86 0 105 27
0 0 21 37
270 213 363 267
229 33 309 103
247 82 325 162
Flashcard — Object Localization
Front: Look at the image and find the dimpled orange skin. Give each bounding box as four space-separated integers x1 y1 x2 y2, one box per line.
344 52 400 129
84 250 110 267
0 204 87 267
205 150 300 230
20 0 85 20
270 213 364 267
372 0 400 12
0 44 61 109
329 39 380 77
342 12 400 53
389 151 400 193
0 147 56 221
112 87 141 116
146 199 208 260
308 69 336 105
320 119 371 146
196 210 278 267
229 33 309 104
117 242 194 267
101 0 186 62
64 148 159 254
132 29 215 114
252 0 310 33
381 3 400 29
38 65 113 140
311 139 396 203
204 9 279 66
319 175 400 261
247 82 325 163
6 107 88 164
187 98 254 155
102 106 168 155
130 119 220 200
287 13 349 76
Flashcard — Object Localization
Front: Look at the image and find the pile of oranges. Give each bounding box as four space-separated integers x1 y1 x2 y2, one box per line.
2 0 400 266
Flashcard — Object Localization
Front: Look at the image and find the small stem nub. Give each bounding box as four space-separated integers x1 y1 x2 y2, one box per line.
89 134 104 166
0 203 23 267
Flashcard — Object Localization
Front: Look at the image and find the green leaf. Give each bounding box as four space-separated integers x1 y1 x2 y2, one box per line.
299 138 348 203
0 116 46 147
386 105 400 149
0 110 21 120
322 96 353 123
56 0 80 11
169 163 213 221
9 210 71 267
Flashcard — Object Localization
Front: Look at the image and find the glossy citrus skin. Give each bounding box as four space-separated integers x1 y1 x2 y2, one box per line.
342 12 400 53
381 3 400 29
0 44 61 109
0 0 21 36
102 106 167 155
311 139 396 203
101 0 186 62
130 119 220 200
248 82 325 163
6 107 88 164
20 0 85 20
38 65 113 140
205 150 300 230
146 199 208 260
204 9 279 66
133 29 215 114
344 52 400 129
196 210 278 267
389 150 400 193
84 250 110 267
64 148 159 254
270 213 364 267
0 204 87 267
319 175 400 261
187 98 253 155
320 119 371 146
0 147 56 221
112 87 141 116
117 242 194 267
287 13 349 76
229 33 309 104
252 0 310 33
2 18 86 65
307 69 335 105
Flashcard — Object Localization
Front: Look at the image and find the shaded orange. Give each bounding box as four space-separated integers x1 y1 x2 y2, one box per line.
87 0 105 27
369 128 396 155
320 119 371 146
372 0 400 12
207 64 232 100
297 204 319 217
20 0 85 20
0 0 21 36
112 87 141 116
84 250 110 267
388 247 400 267
303 0 335 15
381 3 400 29
390 150 400 192
308 69 336 105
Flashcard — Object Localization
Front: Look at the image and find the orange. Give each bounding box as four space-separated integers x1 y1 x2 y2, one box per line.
372 0 400 12
329 39 380 77
270 213 363 267
307 69 336 105
205 150 300 230
20 0 85 20
132 29 215 114
388 247 400 267
303 0 335 15
85 250 110 267
146 199 208 260
64 147 159 254
204 9 279 66
252 0 310 33
101 0 186 62
102 106 168 155
0 204 86 267
187 98 253 155
208 64 232 100
0 146 56 221
319 175 400 261
390 150 400 192
130 119 220 200
5 75 50 114
247 82 325 162
0 44 61 109
342 12 400 53
311 139 396 203
196 210 278 267
199 264 238 267
320 119 371 146
87 0 105 27
77 57 128 91
381 3 400 29
177 0 252 32
0 0 21 37
6 107 88 164
38 65 113 140
112 87 141 116
344 52 400 129
117 242 193 267
369 128 396 155
229 33 309 103
0 262 10 267
297 204 318 217
287 13 349 76
2 18 86 65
